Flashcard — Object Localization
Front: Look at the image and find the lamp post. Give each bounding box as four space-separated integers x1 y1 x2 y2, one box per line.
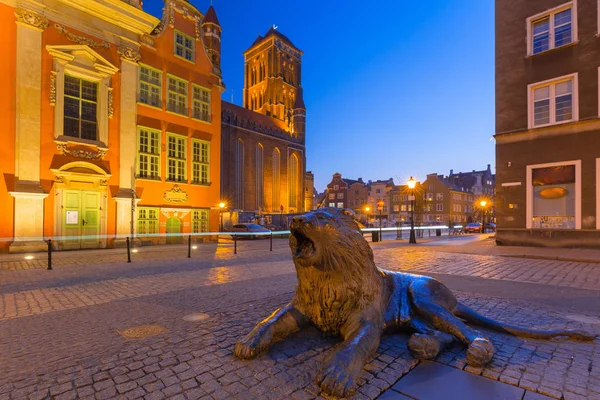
219 202 226 232
408 177 417 244
377 200 384 241
479 200 487 234
364 205 371 227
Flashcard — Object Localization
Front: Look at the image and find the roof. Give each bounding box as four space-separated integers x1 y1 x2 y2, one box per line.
203 5 220 26
221 101 290 134
246 27 302 55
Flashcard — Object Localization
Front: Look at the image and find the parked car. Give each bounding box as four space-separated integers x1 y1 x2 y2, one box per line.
464 222 482 233
230 223 271 239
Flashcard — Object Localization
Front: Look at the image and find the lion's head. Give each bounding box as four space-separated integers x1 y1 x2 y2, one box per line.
289 208 375 272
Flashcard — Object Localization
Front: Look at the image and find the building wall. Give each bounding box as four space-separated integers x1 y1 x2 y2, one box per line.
496 0 600 246
347 181 368 213
304 171 314 212
325 173 348 209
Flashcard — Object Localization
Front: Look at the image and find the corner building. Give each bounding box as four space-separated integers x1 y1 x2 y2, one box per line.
0 0 222 252
221 28 306 217
495 0 600 247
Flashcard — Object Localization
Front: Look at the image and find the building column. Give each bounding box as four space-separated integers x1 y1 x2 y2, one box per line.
10 9 49 253
114 48 141 245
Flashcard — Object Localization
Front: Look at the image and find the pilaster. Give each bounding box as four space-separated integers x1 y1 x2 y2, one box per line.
118 48 141 191
9 191 49 253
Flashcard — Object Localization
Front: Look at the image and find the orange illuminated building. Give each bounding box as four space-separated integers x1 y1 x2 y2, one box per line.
0 0 222 252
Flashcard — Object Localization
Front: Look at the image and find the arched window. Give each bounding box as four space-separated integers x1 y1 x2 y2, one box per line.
256 144 264 210
272 148 280 212
235 139 244 209
288 153 299 209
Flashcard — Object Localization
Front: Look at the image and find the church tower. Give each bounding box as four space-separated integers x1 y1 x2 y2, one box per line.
242 27 304 131
202 5 221 71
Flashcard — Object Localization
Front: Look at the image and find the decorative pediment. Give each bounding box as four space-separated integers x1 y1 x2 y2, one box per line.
46 45 119 75
164 185 189 203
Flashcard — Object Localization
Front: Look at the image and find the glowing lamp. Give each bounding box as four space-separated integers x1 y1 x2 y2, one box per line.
407 177 416 190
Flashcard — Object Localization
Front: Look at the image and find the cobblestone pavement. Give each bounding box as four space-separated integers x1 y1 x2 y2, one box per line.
0 240 599 399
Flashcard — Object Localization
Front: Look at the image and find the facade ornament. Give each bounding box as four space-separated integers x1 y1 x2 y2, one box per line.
54 176 65 184
170 0 202 40
54 24 110 48
118 46 141 63
164 184 188 203
56 143 106 160
140 34 155 47
49 71 57 106
14 9 48 30
99 179 108 187
108 88 114 118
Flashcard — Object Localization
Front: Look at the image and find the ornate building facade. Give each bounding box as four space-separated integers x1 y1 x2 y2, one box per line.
220 27 306 216
0 0 222 252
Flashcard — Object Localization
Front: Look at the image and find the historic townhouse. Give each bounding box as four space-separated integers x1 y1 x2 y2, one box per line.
324 173 351 209
496 0 600 247
0 0 222 252
367 178 394 226
220 27 306 221
421 174 473 226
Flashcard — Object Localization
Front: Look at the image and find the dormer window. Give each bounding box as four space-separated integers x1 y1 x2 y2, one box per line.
175 30 194 62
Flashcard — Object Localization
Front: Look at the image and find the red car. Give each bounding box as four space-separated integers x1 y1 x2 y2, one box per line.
464 222 482 233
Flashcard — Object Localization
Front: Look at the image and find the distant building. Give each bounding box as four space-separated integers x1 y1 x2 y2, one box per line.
304 171 314 211
347 179 368 215
421 174 474 226
367 178 394 226
495 0 600 247
447 165 495 197
220 27 306 216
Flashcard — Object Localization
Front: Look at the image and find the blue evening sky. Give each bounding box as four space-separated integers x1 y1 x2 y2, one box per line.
143 0 495 191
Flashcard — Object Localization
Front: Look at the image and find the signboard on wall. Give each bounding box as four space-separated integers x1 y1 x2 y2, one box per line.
66 211 78 225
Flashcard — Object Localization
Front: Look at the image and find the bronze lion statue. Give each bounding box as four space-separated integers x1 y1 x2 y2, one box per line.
234 208 597 397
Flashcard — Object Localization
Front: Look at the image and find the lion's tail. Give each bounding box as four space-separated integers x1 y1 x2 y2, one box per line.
454 303 598 341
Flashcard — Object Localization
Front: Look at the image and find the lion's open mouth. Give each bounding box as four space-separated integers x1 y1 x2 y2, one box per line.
292 228 316 259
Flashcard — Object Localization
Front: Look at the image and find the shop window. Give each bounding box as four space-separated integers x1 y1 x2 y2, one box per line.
531 164 577 229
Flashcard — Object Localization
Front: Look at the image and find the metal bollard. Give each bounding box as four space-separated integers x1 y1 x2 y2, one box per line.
47 239 52 270
234 234 237 254
187 235 191 258
270 233 273 251
126 237 131 263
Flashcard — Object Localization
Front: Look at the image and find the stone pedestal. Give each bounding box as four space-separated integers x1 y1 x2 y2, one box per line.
113 193 141 247
9 188 48 253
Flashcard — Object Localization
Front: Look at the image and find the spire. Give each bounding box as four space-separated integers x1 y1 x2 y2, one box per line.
293 87 306 110
204 5 220 26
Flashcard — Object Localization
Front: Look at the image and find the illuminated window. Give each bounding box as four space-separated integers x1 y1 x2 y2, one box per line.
530 163 577 229
528 74 577 128
329 203 335 207
401 205 407 212
333 185 339 190
436 193 443 201
175 30 194 62
167 134 186 182
137 127 160 179
527 3 575 56
138 208 159 235
192 209 209 233
329 193 335 199
167 75 188 115
191 139 209 185
337 202 344 208
139 65 161 108
64 75 97 140
192 85 210 122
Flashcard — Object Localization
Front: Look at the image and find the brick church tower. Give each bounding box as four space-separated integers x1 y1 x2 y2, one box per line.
242 27 306 139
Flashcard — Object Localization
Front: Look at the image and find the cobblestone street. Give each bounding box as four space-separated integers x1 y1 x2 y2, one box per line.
1 238 599 399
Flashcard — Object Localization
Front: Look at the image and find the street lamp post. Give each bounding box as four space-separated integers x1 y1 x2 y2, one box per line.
377 200 384 242
364 205 371 228
408 177 417 244
480 200 487 234
219 202 226 232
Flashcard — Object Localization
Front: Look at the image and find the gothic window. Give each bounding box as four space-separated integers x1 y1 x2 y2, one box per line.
235 139 244 209
256 144 264 210
289 154 299 209
272 148 281 211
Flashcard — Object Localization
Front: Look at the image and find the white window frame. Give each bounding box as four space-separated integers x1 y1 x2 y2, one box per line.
436 193 443 201
136 126 161 179
192 209 209 233
167 75 188 116
527 73 578 129
526 1 577 56
337 202 344 208
436 204 443 212
166 133 187 183
138 64 162 109
191 139 210 185
192 84 211 122
137 207 159 235
174 30 195 63
526 160 581 229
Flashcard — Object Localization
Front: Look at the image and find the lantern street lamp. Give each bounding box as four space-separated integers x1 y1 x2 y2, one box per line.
364 205 371 227
219 202 226 232
479 200 487 234
377 200 384 241
407 177 417 244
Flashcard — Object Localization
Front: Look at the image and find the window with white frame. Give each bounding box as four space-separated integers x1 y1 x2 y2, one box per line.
192 85 210 122
337 193 344 199
329 202 335 207
167 133 186 182
175 30 194 62
436 193 443 201
138 207 159 235
527 3 575 56
139 65 161 108
337 202 344 208
64 75 98 140
529 74 577 128
167 75 188 115
137 127 160 179
401 205 407 212
192 209 209 233
333 185 339 190
530 163 577 229
192 139 209 184
436 204 443 211
329 193 335 199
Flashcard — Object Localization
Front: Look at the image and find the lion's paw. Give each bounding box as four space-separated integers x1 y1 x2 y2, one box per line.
466 337 494 367
408 333 441 360
317 360 360 398
234 330 270 360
